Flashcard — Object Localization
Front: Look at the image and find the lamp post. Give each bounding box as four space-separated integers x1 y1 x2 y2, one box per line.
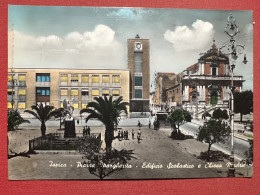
220 13 247 177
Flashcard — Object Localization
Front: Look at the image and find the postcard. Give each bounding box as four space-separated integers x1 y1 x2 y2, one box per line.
7 5 253 180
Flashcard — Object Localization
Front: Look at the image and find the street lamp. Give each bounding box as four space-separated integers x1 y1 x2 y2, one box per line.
220 13 247 177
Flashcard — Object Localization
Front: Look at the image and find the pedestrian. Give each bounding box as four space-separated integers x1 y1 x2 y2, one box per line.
120 131 123 141
149 120 151 129
83 126 86 136
118 130 121 140
138 120 141 128
87 126 91 135
126 130 129 140
77 119 79 124
124 131 127 140
137 130 142 143
132 129 135 140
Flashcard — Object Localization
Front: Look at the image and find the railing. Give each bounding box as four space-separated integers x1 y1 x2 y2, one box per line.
29 132 101 151
182 75 243 81
29 133 59 151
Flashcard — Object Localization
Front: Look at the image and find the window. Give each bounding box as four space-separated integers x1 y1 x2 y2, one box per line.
102 89 110 96
82 75 89 82
71 74 79 82
18 89 26 95
81 90 89 96
92 75 100 83
71 88 79 96
36 87 50 96
18 74 26 81
60 74 68 82
19 95 26 101
72 103 78 109
113 75 120 83
135 89 142 98
8 74 14 82
18 102 26 109
7 103 13 109
112 89 120 96
92 89 99 96
102 75 110 83
212 68 217 76
19 81 26 87
36 73 50 82
134 52 143 73
60 89 68 96
82 104 87 109
135 76 142 86
7 89 14 96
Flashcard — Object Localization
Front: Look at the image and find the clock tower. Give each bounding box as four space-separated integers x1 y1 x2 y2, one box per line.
127 34 150 117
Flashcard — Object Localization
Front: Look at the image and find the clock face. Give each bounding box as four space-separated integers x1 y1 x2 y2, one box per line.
135 42 142 50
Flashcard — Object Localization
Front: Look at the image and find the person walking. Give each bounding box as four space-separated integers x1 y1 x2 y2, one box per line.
83 126 86 136
126 130 129 140
137 129 142 143
87 126 91 135
138 120 140 128
132 129 135 140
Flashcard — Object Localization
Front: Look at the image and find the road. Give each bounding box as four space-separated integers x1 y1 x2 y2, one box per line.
180 122 250 160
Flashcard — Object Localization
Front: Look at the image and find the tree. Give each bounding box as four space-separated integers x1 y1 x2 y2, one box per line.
78 136 136 180
7 109 30 153
24 103 55 136
197 119 230 160
245 139 253 165
212 108 229 120
80 95 128 150
8 109 30 131
52 108 70 130
183 109 192 122
210 95 218 106
234 90 253 122
168 109 191 132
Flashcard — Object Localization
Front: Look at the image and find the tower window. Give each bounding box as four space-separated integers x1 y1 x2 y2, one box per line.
134 76 142 86
212 68 217 76
134 52 143 73
135 89 142 98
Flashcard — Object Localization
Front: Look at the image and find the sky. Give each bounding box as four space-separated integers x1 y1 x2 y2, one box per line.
8 6 253 90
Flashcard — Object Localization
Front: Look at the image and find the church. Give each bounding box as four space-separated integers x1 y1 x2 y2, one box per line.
165 41 244 115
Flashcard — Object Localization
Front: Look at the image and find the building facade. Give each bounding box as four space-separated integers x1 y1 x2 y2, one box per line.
165 42 244 115
8 68 130 113
127 34 150 115
154 72 176 111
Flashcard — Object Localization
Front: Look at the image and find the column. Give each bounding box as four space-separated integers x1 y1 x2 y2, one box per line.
184 85 189 102
202 86 206 101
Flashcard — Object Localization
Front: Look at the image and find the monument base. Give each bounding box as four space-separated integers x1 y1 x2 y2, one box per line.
64 118 76 138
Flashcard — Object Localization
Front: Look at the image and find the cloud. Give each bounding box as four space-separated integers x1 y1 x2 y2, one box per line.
8 25 125 69
108 8 139 20
164 20 214 52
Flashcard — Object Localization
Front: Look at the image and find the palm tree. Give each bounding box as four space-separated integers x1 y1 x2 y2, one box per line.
8 109 30 131
80 95 128 149
7 109 30 149
24 103 55 136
